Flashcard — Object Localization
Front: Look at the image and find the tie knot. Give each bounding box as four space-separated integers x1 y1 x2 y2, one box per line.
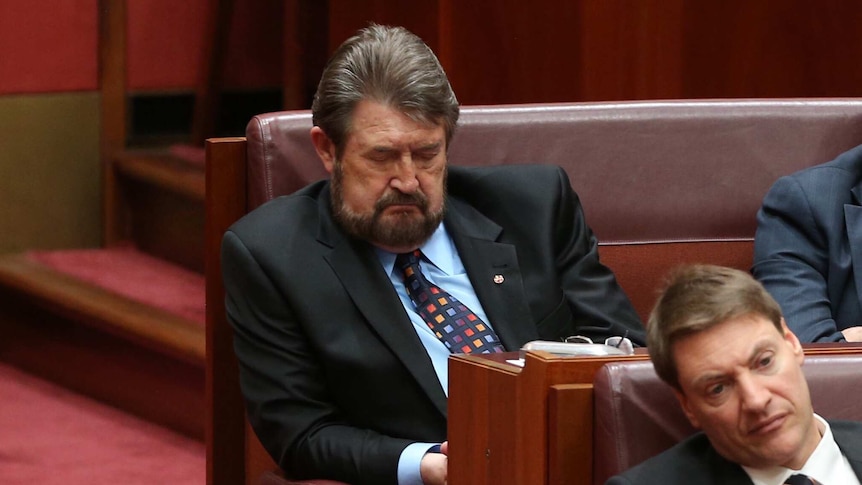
785 474 820 485
395 250 422 270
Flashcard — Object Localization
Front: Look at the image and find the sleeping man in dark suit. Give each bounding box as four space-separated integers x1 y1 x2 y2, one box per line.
222 24 645 485
753 144 862 343
607 265 862 485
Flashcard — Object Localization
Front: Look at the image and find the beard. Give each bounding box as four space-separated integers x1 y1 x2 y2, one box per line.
330 164 446 250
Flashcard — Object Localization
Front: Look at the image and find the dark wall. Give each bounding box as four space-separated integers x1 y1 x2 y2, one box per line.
329 1 862 104
2 1 862 252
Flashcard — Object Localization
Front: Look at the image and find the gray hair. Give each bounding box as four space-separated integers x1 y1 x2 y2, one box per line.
311 24 460 158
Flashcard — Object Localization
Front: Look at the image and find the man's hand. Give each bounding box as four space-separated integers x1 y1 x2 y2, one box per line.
420 441 448 485
841 326 862 341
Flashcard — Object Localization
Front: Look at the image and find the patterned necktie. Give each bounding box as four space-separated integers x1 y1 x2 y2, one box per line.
395 250 504 354
785 474 821 485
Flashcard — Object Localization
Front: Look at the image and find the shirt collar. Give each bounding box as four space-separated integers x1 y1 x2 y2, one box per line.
375 223 454 275
743 414 839 485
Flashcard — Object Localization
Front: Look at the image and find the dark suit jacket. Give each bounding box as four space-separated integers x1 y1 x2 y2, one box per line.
222 164 644 484
753 144 862 342
606 420 862 484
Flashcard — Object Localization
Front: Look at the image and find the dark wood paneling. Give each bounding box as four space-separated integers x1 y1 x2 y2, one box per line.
680 2 862 98
442 0 584 104
205 138 249 485
328 0 440 53
577 0 685 101
325 1 862 104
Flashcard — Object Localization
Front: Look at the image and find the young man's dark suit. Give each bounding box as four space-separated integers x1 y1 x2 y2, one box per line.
606 420 862 484
753 143 862 342
222 163 644 484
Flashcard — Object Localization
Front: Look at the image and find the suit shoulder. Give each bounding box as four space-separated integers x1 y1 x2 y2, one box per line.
449 163 565 178
830 420 862 436
229 180 327 234
448 164 570 196
609 433 744 485
776 144 862 191
610 435 705 482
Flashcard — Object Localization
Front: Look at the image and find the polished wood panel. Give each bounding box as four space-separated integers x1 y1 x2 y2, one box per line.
441 0 586 104
324 1 862 104
548 384 593 485
448 352 520 484
205 137 249 485
191 0 234 145
679 2 862 99
448 351 649 485
328 0 441 53
577 0 684 101
100 0 127 247
599 241 755 323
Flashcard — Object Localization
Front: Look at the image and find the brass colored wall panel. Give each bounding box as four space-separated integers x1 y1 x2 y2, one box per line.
0 93 101 253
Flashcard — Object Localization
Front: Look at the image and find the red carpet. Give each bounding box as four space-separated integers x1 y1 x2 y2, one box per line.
0 363 204 484
26 245 205 325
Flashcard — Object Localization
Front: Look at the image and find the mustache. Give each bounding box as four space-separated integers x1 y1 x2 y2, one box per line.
375 190 429 212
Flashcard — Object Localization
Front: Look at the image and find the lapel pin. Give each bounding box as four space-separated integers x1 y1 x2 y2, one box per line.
493 274 505 284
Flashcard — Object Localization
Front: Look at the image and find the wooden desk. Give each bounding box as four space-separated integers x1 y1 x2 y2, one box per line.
448 350 648 485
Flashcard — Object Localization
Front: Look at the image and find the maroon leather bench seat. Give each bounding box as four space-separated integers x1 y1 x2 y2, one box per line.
240 99 862 321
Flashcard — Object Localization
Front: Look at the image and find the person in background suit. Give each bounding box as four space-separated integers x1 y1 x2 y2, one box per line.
753 144 862 343
607 265 862 485
222 24 644 485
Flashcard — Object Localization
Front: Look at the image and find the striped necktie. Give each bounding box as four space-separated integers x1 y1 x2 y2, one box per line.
396 250 504 354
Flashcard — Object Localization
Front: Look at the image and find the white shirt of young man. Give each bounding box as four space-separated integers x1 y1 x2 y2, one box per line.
743 414 860 485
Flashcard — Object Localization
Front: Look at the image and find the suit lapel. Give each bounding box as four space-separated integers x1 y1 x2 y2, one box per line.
846 184 862 315
697 437 756 484
832 421 862 479
316 191 448 416
444 198 539 350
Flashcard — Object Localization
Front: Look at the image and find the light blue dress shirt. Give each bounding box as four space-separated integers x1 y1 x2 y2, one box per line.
374 224 496 485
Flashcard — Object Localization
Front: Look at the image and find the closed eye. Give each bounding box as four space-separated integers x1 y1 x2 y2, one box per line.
368 148 396 162
414 149 440 161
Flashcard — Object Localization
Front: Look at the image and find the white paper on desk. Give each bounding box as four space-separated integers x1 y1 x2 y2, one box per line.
520 340 630 357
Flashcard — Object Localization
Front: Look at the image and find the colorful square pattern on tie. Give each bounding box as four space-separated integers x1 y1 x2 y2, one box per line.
396 250 504 354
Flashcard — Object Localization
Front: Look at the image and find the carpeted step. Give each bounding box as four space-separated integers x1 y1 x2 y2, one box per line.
0 362 204 484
